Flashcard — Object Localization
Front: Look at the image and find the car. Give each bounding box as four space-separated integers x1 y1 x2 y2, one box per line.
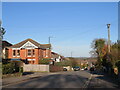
81 68 84 71
63 68 67 71
89 67 94 71
73 66 80 71
84 67 88 70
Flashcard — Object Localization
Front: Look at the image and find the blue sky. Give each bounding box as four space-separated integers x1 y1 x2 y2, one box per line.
2 2 118 57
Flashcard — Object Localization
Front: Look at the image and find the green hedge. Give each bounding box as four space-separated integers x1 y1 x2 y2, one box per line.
39 58 51 64
2 61 23 75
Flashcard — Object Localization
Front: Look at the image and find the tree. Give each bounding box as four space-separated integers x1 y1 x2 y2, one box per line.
91 38 107 67
0 20 6 40
0 27 6 39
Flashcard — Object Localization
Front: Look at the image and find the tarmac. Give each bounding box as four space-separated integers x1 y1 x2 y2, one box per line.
2 71 120 88
2 72 58 87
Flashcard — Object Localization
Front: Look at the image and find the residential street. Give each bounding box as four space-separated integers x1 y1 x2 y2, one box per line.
2 71 119 89
3 71 90 88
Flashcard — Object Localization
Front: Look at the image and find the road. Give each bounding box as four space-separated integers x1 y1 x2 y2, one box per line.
3 71 91 88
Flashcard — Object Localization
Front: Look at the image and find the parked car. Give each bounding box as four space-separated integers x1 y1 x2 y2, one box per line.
84 67 88 70
89 67 94 71
63 68 67 71
73 66 80 71
81 68 84 71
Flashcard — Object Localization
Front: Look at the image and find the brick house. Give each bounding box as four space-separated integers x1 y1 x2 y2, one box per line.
2 41 12 59
8 38 51 64
51 52 64 62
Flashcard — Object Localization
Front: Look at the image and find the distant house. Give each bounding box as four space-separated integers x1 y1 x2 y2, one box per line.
2 41 12 59
51 52 63 62
8 38 51 64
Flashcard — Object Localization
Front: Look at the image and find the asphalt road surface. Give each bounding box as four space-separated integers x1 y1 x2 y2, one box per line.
3 71 91 88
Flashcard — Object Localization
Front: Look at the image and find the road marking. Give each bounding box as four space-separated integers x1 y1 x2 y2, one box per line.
83 73 92 88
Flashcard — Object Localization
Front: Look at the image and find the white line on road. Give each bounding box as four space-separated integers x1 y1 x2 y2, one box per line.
83 73 92 88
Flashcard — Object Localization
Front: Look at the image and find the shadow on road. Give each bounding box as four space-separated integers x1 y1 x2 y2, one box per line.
88 70 120 88
22 72 34 76
4 73 88 88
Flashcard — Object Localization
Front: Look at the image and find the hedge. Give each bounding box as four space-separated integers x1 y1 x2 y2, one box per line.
39 58 51 64
2 61 23 75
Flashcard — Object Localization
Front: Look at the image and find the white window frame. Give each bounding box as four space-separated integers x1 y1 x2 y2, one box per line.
13 50 16 57
27 49 32 57
16 50 20 57
46 50 48 57
12 48 20 57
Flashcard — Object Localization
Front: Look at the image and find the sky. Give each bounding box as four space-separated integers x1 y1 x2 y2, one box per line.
2 2 118 57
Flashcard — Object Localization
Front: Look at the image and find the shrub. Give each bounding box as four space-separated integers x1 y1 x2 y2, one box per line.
2 61 23 75
39 58 50 64
115 60 120 72
19 67 23 73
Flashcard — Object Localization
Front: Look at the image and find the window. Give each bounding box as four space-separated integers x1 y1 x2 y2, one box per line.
33 49 35 56
17 50 20 56
13 50 16 56
28 49 31 56
46 50 48 57
43 50 46 57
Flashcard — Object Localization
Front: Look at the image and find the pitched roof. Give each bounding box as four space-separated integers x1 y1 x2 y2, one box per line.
51 52 64 58
2 41 12 49
9 38 51 49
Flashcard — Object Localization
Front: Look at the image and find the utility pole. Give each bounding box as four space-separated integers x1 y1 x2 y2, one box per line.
48 36 53 44
71 51 73 57
107 24 111 53
0 20 2 40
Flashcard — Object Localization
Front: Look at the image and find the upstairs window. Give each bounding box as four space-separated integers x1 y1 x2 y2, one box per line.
33 49 35 56
17 50 20 56
46 50 48 57
28 49 31 56
13 50 16 56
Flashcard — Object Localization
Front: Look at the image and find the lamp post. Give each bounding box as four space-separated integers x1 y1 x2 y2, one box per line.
107 24 111 53
0 20 2 40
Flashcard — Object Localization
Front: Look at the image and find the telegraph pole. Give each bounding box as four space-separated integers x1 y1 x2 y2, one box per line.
107 24 111 53
48 36 53 44
71 51 73 57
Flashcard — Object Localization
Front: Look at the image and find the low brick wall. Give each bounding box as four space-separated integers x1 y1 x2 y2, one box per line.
49 65 63 72
23 64 49 72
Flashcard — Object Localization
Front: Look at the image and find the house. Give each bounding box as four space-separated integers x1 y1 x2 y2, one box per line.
2 41 12 59
8 38 51 64
51 52 63 62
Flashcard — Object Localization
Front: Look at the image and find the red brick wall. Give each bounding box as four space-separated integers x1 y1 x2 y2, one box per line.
8 48 52 64
8 48 12 59
35 49 39 64
20 49 26 59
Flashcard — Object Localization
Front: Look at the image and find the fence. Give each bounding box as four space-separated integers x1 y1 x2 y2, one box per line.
23 64 49 72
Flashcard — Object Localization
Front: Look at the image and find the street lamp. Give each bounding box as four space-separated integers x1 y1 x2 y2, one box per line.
0 20 1 39
107 24 111 53
107 24 110 28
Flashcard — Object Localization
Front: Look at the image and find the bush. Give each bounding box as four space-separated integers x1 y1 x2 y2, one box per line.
39 58 50 64
2 61 23 75
55 61 71 66
19 67 23 73
115 60 120 72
